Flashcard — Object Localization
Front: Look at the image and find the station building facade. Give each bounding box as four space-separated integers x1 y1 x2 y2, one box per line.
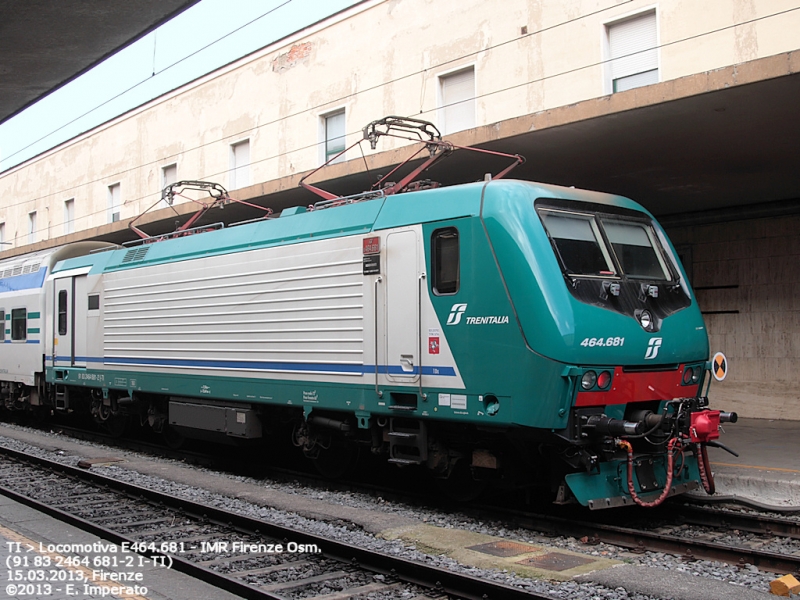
1 0 798 418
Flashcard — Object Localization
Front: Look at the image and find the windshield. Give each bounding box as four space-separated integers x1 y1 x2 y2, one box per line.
540 208 671 281
601 219 670 280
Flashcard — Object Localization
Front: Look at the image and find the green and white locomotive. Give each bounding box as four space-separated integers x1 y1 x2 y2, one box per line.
0 176 735 508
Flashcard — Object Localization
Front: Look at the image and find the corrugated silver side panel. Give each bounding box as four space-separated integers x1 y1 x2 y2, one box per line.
102 237 364 378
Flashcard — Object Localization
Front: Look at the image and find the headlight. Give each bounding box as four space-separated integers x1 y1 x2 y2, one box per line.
581 371 597 390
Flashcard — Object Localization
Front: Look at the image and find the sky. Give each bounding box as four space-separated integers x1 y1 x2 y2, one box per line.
0 0 361 173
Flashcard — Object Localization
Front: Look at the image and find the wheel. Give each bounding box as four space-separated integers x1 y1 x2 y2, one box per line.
104 414 128 438
312 438 358 479
435 460 487 502
161 425 185 449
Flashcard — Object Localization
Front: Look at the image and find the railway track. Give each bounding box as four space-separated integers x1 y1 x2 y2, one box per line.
473 502 800 576
3 419 799 584
0 445 546 600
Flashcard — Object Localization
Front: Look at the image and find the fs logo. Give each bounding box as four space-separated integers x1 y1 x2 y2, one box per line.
446 303 467 325
644 337 663 360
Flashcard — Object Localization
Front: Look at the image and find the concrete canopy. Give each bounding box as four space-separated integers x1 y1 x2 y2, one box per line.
301 59 800 221
0 0 199 125
103 52 799 248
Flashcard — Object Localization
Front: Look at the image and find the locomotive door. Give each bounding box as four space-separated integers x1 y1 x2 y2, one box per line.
385 230 420 382
52 274 89 368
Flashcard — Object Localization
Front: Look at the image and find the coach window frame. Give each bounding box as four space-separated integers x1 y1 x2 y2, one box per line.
431 227 460 295
11 308 26 341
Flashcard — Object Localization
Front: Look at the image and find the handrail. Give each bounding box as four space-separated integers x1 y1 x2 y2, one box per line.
374 276 383 398
417 272 427 400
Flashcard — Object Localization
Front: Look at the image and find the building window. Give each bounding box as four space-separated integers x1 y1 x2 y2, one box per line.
11 308 26 341
431 228 460 295
230 140 250 190
28 212 37 245
161 163 177 190
108 183 121 223
606 10 658 93
64 199 75 235
321 110 346 164
0 222 5 246
439 67 475 135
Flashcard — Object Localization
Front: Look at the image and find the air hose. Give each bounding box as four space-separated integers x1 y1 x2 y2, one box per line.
695 442 716 494
617 438 680 508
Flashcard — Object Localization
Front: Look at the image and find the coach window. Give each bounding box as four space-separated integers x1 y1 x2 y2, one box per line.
432 228 460 295
58 290 68 335
88 295 100 310
11 308 26 341
0 310 4 341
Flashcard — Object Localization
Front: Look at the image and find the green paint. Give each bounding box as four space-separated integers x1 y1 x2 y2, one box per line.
44 179 712 504
565 455 701 507
46 366 503 426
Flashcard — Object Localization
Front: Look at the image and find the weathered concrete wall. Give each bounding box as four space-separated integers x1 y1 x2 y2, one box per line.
666 213 800 420
2 0 799 247
2 1 798 422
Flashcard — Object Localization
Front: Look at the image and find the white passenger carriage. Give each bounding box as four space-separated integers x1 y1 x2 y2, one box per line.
0 242 113 406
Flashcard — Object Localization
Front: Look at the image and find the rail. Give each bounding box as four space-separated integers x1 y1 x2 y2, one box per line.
0 444 549 600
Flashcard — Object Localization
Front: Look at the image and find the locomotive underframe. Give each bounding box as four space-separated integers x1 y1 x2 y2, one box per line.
0 371 725 509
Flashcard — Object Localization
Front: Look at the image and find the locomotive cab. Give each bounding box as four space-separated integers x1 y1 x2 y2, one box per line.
477 181 737 508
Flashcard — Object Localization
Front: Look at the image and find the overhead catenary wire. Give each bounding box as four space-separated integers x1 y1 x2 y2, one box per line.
1 4 797 246
0 0 294 168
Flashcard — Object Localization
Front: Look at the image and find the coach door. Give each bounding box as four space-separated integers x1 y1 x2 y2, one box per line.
53 274 89 368
385 230 420 382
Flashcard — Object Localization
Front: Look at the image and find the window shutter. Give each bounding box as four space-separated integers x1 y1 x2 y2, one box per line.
441 68 475 134
108 183 121 223
608 12 658 91
231 141 250 189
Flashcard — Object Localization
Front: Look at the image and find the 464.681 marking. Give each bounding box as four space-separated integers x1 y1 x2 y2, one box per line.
580 337 624 347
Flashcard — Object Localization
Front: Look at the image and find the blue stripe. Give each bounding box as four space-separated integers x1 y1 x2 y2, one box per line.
0 268 47 292
49 356 103 364
47 355 456 376
4 340 39 344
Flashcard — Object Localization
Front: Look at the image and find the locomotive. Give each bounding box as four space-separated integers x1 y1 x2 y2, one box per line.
0 119 736 508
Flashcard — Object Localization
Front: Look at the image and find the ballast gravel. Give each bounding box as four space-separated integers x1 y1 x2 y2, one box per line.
0 424 782 600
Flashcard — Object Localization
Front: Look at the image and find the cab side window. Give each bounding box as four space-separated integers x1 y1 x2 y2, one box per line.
432 227 459 295
58 291 68 335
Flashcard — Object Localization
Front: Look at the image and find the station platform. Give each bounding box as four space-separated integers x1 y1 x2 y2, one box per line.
700 417 800 508
0 495 243 600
